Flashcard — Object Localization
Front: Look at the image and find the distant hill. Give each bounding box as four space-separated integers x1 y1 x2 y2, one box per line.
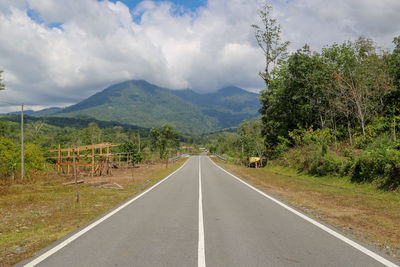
0 114 147 131
30 80 260 134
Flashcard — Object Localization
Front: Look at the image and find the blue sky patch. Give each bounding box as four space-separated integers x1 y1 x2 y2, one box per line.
106 0 207 11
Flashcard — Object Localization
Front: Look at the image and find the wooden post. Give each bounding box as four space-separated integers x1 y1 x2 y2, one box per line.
118 154 121 168
106 145 109 174
91 144 94 178
67 149 71 175
73 150 79 203
58 144 61 173
77 148 80 175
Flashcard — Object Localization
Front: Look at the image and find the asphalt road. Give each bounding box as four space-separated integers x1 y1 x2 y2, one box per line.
23 156 398 267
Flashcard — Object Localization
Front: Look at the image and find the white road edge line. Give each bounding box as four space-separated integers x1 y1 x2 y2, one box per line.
208 157 399 267
24 158 190 267
198 157 206 267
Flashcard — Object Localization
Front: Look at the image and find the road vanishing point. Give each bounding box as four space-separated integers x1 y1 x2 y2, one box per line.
22 155 399 267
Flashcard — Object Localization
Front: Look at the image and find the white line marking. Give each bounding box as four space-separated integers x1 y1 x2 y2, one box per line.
24 158 190 267
208 157 399 267
198 157 206 267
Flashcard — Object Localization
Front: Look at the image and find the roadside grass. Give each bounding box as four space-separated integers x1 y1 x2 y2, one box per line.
212 158 400 261
0 158 187 266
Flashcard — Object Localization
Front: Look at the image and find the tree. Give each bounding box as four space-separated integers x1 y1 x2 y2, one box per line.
0 121 9 137
0 70 4 91
81 122 102 144
251 1 289 92
238 119 264 158
328 38 390 137
150 124 179 159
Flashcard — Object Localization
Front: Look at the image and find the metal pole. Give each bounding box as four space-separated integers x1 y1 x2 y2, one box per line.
21 103 24 179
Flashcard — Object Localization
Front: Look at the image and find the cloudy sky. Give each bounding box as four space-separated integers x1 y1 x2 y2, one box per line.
0 0 399 112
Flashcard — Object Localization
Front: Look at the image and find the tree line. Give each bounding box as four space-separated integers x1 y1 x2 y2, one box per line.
211 2 400 190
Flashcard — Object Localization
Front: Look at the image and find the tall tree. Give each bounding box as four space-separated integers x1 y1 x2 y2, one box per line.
251 1 289 92
237 118 264 158
0 70 4 91
150 124 179 159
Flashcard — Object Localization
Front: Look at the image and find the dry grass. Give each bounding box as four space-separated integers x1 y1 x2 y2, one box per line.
0 158 187 266
212 158 400 261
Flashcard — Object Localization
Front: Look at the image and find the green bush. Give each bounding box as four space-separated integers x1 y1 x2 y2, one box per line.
0 137 45 179
289 127 334 146
274 136 291 157
24 143 46 174
351 134 400 190
281 144 345 177
0 137 18 178
308 151 344 176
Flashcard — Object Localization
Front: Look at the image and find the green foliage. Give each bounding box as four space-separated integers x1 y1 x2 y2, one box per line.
289 127 333 147
351 134 400 190
237 118 264 158
119 140 138 153
0 137 45 179
274 136 291 157
132 152 144 164
39 80 259 134
251 1 289 91
0 121 9 137
24 143 46 175
150 124 180 159
0 70 4 91
281 144 345 177
0 137 18 178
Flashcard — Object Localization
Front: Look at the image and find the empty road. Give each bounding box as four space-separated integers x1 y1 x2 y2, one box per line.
23 156 398 267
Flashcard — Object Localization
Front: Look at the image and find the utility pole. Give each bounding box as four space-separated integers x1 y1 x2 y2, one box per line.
21 103 24 179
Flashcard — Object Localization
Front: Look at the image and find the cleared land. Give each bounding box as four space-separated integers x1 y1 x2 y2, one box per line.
212 158 400 262
0 158 187 266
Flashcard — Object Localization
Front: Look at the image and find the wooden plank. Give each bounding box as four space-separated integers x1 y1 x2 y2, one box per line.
48 143 120 152
56 162 93 166
63 180 84 186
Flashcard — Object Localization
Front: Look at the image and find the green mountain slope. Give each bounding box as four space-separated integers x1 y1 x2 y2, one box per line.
44 80 260 134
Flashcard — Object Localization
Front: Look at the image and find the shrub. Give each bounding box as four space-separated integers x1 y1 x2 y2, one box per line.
0 138 45 179
351 134 400 190
24 143 46 175
289 127 334 146
274 136 291 157
281 144 345 177
0 137 18 179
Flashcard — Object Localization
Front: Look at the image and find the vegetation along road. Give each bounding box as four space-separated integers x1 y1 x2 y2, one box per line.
20 156 398 267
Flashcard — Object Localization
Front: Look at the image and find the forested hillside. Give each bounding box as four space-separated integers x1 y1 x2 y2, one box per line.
33 80 260 134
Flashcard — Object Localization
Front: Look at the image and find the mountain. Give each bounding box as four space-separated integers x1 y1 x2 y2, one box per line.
2 110 35 116
34 80 260 134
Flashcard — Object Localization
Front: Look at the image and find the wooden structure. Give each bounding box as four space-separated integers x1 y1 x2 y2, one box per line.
49 143 120 177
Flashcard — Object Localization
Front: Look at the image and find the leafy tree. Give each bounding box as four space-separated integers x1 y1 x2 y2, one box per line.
119 140 138 153
237 118 264 158
0 137 18 178
0 70 4 91
150 124 179 159
82 122 102 144
251 0 289 92
0 121 9 137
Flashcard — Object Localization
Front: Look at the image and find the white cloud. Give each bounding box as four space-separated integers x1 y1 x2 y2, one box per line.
0 0 399 112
